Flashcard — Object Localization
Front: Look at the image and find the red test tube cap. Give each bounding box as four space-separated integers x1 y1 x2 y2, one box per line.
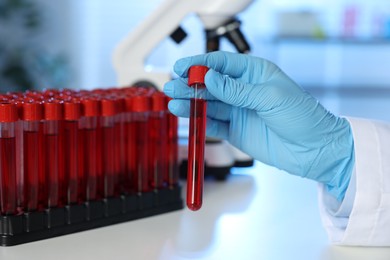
64 101 81 120
101 98 117 116
81 98 100 117
43 101 63 120
0 95 10 102
0 102 18 122
125 95 151 112
22 102 43 121
188 65 209 86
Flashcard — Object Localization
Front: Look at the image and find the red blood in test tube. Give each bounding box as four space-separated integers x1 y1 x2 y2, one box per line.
149 92 167 190
63 101 81 204
100 98 116 198
77 112 86 201
166 97 179 188
11 99 23 213
123 95 133 193
112 95 125 195
80 98 100 201
187 65 209 211
125 94 151 193
95 98 104 199
41 101 63 208
0 102 18 215
21 101 43 211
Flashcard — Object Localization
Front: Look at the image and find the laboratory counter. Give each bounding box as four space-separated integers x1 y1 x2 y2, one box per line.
1 162 389 260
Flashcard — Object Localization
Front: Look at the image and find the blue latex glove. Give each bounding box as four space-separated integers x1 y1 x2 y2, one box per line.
164 51 355 200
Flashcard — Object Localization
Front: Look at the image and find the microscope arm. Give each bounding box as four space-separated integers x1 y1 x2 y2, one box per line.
112 0 254 90
113 0 199 89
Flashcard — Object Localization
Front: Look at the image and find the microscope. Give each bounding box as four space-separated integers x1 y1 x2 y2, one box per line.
113 0 254 180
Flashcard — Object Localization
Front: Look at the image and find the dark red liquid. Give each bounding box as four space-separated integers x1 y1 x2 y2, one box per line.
77 126 86 202
23 130 39 211
167 112 179 188
38 123 46 209
0 137 17 214
96 123 103 199
58 121 66 206
126 117 149 193
44 134 59 208
15 122 22 213
148 113 167 190
84 128 97 200
115 119 125 195
187 98 207 211
102 125 115 197
64 121 78 204
124 120 133 193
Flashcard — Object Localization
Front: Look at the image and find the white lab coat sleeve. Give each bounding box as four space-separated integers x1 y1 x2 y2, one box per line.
318 117 390 246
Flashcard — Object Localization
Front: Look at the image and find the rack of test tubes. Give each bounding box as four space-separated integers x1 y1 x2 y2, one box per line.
0 87 183 246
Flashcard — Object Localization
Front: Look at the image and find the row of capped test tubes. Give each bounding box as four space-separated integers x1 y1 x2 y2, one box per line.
0 87 178 215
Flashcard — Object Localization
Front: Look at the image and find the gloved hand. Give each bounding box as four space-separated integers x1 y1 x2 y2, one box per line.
164 51 355 200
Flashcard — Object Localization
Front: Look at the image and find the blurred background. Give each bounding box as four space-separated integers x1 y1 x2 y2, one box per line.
1 0 390 120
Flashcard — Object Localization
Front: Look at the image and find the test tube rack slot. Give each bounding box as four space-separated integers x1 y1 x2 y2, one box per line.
0 187 183 246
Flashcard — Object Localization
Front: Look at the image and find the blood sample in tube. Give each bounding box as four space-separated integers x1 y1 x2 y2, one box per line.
166 97 179 189
0 102 18 215
21 101 43 211
149 92 167 190
42 101 63 208
123 95 134 193
101 98 116 198
112 95 125 195
125 94 151 193
80 98 100 201
187 65 209 211
63 100 81 204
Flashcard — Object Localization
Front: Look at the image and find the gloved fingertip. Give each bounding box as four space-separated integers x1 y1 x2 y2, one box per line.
163 81 174 97
205 69 224 97
205 69 219 83
168 99 190 118
173 58 191 77
167 100 178 112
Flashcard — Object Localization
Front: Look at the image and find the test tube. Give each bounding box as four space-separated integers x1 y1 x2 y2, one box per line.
124 94 151 194
63 100 81 204
112 95 126 195
80 98 100 201
21 101 43 211
166 97 179 189
12 99 24 212
100 98 116 198
42 101 63 208
123 94 135 194
186 65 209 211
0 102 18 215
149 92 168 190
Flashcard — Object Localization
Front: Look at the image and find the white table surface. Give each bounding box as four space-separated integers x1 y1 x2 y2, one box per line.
1 162 389 260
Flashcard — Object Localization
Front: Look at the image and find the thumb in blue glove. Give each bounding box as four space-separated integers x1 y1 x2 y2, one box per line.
164 51 355 201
